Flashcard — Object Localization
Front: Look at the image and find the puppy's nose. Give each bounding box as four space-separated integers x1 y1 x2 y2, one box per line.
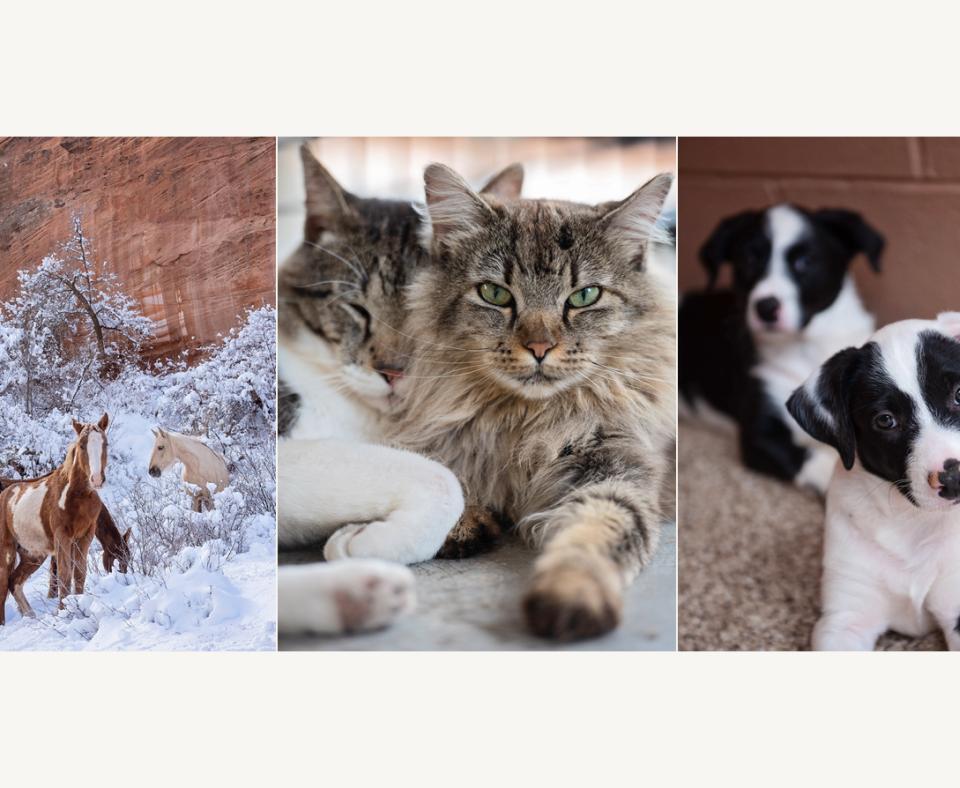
755 297 781 325
377 368 404 389
934 458 960 499
525 341 555 362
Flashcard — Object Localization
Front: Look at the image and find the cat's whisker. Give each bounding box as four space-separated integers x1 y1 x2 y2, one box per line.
590 360 670 384
306 241 369 285
360 308 496 354
295 279 362 290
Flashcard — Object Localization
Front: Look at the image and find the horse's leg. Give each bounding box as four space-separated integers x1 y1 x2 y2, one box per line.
9 550 44 618
0 542 13 626
72 533 94 596
54 536 73 607
48 555 58 598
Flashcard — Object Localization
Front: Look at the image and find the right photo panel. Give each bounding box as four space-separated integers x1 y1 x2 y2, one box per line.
678 137 960 651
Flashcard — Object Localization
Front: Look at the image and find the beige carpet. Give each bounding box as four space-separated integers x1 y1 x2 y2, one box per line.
678 421 944 651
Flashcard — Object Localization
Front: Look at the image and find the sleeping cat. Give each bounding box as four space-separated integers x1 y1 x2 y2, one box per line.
277 145 523 635
389 163 676 641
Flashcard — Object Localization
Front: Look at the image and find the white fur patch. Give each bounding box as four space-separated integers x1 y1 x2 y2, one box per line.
58 482 70 510
748 205 806 334
12 482 50 556
87 430 103 483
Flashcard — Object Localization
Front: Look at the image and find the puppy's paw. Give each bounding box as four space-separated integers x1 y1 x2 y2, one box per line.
331 560 416 633
323 523 367 561
435 506 507 560
523 562 622 642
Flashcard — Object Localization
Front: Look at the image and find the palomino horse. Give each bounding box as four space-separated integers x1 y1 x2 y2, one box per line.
148 427 230 512
0 414 109 622
0 475 130 596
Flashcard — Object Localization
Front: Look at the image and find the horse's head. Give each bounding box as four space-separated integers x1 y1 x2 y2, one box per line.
103 527 132 573
148 427 175 478
71 413 109 490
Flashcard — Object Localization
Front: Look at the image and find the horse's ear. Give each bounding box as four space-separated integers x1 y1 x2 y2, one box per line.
123 528 132 544
72 419 83 435
98 412 110 431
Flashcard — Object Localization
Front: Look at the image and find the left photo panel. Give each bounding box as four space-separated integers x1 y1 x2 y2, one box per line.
0 137 277 650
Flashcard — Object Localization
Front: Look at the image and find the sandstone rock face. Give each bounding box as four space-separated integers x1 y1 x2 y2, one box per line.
0 137 276 360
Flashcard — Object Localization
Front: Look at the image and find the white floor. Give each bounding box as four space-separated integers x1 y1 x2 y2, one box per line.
279 524 676 651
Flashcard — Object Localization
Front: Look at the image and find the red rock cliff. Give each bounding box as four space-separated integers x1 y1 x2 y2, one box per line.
0 137 276 360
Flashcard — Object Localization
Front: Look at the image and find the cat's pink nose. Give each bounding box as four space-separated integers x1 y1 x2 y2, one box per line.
378 368 404 388
525 341 555 362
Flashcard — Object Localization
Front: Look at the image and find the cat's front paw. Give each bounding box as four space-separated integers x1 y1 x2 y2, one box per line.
332 560 417 634
435 506 507 560
523 561 622 642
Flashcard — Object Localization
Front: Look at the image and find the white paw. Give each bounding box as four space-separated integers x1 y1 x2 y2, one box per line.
279 559 416 636
323 523 369 560
329 560 416 633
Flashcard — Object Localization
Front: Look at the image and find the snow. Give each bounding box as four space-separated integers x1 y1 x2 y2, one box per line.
0 294 277 651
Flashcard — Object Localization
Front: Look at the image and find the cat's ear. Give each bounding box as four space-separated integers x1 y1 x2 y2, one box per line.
479 163 524 201
786 346 862 471
422 163 497 249
600 173 673 265
301 144 356 240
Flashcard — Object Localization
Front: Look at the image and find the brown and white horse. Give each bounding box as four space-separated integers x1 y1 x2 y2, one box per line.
47 505 131 598
0 475 131 597
0 414 109 622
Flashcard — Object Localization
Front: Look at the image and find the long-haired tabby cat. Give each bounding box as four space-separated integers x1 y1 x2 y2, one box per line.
389 163 675 641
278 145 524 635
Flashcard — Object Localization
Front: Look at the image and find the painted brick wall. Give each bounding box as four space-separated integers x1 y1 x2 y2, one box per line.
678 138 960 324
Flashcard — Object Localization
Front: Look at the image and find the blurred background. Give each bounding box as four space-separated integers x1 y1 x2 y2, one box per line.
278 136 676 262
678 137 960 324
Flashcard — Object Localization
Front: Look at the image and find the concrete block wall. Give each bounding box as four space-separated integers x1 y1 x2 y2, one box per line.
678 138 960 325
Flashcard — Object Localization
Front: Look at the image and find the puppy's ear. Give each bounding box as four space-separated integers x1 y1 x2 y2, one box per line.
300 144 356 240
699 211 761 289
786 347 862 471
479 163 524 201
937 311 960 340
812 209 885 272
423 163 496 249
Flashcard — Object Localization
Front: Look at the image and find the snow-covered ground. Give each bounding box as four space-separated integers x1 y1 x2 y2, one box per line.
0 308 277 651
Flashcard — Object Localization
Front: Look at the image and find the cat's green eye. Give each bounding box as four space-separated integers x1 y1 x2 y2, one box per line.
567 286 601 308
478 282 514 307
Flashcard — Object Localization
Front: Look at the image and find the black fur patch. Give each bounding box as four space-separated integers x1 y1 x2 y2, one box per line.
557 223 574 250
278 378 301 436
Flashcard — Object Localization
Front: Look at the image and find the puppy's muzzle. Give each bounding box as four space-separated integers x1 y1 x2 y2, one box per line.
931 458 960 500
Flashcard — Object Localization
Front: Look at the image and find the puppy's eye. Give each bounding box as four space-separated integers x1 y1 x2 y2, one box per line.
791 254 809 273
567 286 601 308
873 412 898 431
953 385 960 407
478 282 513 307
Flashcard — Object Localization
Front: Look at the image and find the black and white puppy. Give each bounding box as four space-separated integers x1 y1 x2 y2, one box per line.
787 313 960 651
679 204 884 492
